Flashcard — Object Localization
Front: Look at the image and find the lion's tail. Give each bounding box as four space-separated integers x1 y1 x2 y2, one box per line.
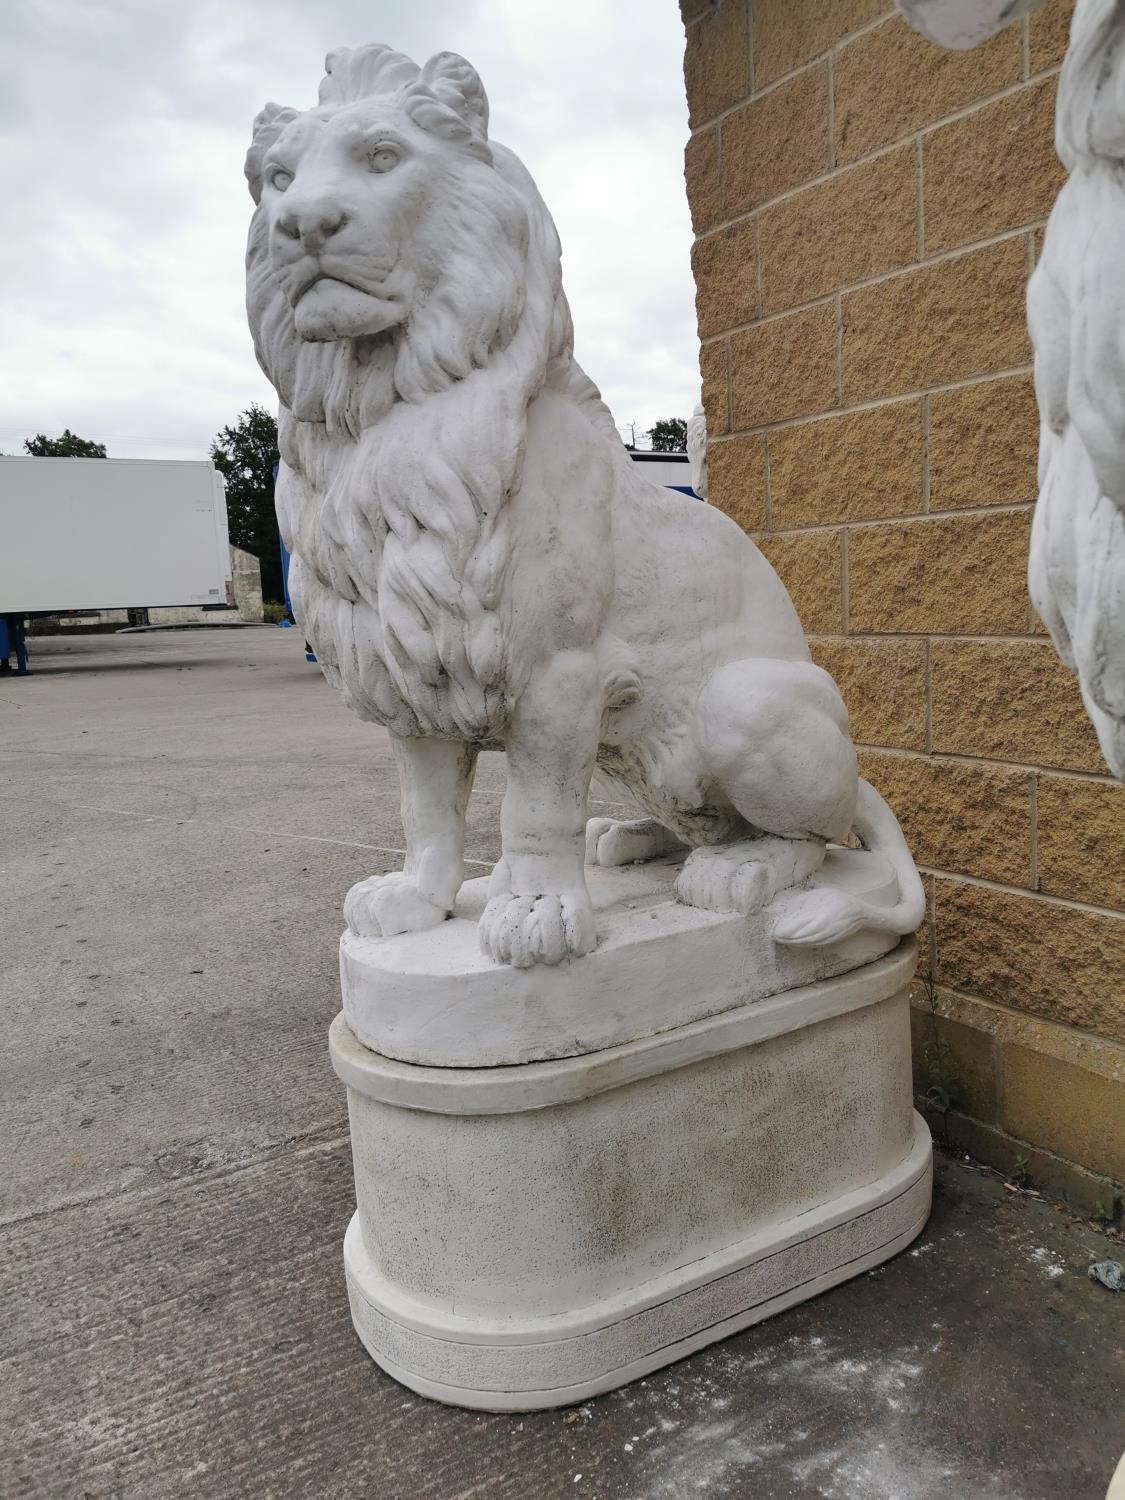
770 779 926 948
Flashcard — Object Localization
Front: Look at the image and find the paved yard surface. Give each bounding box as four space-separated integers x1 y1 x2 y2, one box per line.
1 630 1121 1500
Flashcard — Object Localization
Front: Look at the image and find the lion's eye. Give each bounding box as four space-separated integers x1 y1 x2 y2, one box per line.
269 168 293 192
367 147 399 174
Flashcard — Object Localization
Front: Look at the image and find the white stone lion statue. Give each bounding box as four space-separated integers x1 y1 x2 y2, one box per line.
1029 0 1125 779
897 0 1125 779
244 43 924 967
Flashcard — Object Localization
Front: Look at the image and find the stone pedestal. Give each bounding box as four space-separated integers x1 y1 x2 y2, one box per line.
329 856 932 1410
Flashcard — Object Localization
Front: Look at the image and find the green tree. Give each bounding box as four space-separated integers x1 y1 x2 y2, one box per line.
210 403 283 603
24 429 107 458
646 417 688 453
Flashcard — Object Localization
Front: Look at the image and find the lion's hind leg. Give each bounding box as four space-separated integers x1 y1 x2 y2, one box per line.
674 835 824 916
674 657 857 919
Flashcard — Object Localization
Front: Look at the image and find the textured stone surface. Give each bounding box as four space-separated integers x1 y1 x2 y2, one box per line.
927 374 1039 510
699 338 730 435
909 1003 1000 1122
684 126 721 234
922 1102 1121 1217
931 641 1108 772
729 302 838 428
890 8 1125 779
847 510 1033 635
751 0 889 88
841 238 1031 402
759 146 918 313
834 14 1022 163
707 433 769 530
920 983 1125 1190
923 77 1064 253
687 0 1125 1192
917 872 936 972
859 749 1033 886
1001 1043 1125 1182
693 218 758 337
809 637 928 750
756 529 845 634
679 0 710 23
770 402 923 529
721 65 829 215
934 877 1125 1044
1029 0 1078 72
1036 774 1125 910
684 0 750 126
926 977 1125 1078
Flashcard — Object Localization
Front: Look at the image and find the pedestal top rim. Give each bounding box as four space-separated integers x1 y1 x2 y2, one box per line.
329 937 916 1114
339 847 904 1067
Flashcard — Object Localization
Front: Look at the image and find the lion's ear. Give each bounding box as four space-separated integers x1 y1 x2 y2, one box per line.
419 52 489 140
244 101 299 204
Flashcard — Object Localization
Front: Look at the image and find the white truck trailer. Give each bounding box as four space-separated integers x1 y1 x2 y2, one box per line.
627 449 699 495
0 457 233 670
0 456 232 613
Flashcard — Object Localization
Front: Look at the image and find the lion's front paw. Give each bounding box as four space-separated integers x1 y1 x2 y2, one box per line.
673 844 776 916
344 872 450 939
478 891 596 968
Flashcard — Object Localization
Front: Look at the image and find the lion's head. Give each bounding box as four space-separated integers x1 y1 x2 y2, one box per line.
245 44 566 436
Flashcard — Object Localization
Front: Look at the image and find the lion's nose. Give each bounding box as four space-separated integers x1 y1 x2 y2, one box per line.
277 199 348 251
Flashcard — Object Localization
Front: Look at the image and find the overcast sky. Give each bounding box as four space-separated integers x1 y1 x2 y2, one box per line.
0 0 698 461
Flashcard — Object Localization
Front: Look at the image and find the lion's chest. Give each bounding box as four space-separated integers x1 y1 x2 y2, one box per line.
289 496 510 743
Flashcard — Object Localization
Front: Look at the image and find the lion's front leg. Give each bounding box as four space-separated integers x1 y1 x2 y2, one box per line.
481 650 599 967
345 736 476 939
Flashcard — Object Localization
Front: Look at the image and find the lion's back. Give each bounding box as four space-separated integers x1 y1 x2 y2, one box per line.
609 461 809 660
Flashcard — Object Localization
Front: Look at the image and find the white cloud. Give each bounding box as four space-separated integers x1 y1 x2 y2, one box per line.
0 0 697 459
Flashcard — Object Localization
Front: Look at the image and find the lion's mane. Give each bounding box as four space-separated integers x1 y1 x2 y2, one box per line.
245 46 597 739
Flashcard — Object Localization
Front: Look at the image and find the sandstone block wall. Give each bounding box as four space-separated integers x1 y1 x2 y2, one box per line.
681 0 1123 1211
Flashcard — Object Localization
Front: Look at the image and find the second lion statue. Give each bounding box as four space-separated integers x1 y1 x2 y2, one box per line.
245 43 924 968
